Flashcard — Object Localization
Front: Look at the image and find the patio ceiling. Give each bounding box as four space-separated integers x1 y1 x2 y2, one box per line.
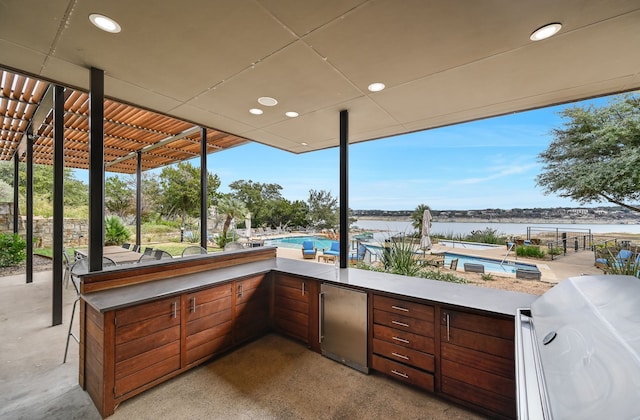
1 1 639 157
0 70 248 173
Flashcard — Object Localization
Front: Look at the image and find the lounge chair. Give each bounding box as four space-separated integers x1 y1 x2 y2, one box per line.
301 240 317 259
349 243 367 264
323 241 340 257
595 248 635 272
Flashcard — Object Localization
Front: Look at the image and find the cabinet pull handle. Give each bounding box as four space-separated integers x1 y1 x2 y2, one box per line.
319 291 325 343
190 297 196 313
446 313 450 341
391 352 409 360
391 305 409 312
302 282 305 296
238 284 243 297
391 369 409 379
392 336 409 344
172 301 177 318
392 320 409 328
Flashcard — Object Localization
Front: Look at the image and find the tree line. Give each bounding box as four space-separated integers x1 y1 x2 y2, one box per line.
0 161 339 232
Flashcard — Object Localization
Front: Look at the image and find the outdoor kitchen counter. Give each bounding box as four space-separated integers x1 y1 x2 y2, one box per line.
82 257 536 315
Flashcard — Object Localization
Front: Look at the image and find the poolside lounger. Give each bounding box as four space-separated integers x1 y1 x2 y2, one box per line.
464 263 485 273
516 268 542 280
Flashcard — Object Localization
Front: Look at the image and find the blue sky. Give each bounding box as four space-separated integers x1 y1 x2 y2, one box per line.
98 95 613 212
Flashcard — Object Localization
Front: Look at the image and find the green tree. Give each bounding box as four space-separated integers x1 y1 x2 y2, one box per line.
229 180 283 227
159 162 220 225
105 176 134 218
411 204 432 234
307 189 338 229
0 179 12 202
537 94 640 213
217 196 248 245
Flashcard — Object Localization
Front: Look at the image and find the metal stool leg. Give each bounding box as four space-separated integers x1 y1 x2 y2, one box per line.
63 297 80 363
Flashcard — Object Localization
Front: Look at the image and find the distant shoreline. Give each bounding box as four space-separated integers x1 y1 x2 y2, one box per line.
355 215 639 225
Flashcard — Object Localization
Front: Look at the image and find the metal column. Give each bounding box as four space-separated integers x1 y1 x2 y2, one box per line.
13 156 18 233
52 85 64 325
88 67 105 272
25 127 33 283
339 110 349 268
200 127 208 250
136 151 142 247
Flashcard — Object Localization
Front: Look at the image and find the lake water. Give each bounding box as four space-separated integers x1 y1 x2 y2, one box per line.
351 219 640 236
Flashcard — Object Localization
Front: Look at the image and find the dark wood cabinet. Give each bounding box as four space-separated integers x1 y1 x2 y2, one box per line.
273 273 319 350
233 274 271 344
439 308 516 419
184 283 233 367
114 296 181 398
371 294 435 392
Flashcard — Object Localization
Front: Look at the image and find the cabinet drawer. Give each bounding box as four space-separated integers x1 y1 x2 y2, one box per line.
373 309 434 337
115 296 180 326
186 295 232 322
372 338 434 372
441 309 513 340
373 324 434 354
372 354 434 392
442 325 513 359
235 274 266 292
373 295 434 321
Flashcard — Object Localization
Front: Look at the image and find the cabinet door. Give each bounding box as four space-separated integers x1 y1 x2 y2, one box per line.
184 283 233 366
234 274 271 344
273 274 310 344
440 308 516 419
114 296 181 398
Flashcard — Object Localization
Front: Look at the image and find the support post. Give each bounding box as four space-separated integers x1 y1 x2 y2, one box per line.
200 127 208 250
136 151 142 247
13 156 19 233
26 128 33 283
52 85 64 325
88 67 105 272
339 110 349 268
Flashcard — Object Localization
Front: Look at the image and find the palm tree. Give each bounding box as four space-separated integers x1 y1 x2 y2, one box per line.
217 196 248 244
410 204 431 234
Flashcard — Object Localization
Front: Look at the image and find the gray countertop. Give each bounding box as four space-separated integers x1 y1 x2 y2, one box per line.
83 258 536 316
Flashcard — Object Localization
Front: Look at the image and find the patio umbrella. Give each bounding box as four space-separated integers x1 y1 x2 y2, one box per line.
420 209 432 250
246 212 252 238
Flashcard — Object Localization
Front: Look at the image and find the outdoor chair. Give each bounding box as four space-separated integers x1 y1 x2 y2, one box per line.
143 247 154 256
154 249 173 260
182 245 208 257
64 256 117 363
322 241 340 257
63 248 75 289
449 258 459 271
122 243 131 250
301 240 317 259
349 243 367 264
224 241 245 251
132 244 141 253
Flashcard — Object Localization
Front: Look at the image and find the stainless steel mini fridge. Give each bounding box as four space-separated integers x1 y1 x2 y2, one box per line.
319 283 368 373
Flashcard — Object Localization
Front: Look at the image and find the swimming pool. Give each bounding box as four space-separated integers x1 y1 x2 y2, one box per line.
264 236 335 251
437 240 503 251
444 252 538 274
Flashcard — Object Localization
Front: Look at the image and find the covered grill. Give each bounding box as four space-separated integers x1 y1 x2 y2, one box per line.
515 275 640 419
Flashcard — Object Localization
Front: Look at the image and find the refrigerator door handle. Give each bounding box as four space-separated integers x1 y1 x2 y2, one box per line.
319 291 325 343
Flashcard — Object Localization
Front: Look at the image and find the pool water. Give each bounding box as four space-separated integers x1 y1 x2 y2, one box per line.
264 236 336 251
444 253 537 274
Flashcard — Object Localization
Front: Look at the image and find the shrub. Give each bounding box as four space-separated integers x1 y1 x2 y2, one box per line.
516 245 546 258
381 238 422 277
481 273 495 281
0 233 27 267
104 216 131 245
466 228 507 245
419 269 467 284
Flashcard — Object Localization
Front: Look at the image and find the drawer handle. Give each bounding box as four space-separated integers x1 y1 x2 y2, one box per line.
391 305 409 312
238 284 243 297
392 320 409 328
172 301 177 318
302 282 305 296
391 369 409 379
190 297 196 313
391 352 409 361
392 336 410 344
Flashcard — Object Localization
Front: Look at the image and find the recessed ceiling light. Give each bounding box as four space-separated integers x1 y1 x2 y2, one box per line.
301 142 308 146
529 23 562 41
368 82 386 92
89 13 121 33
258 97 278 106
249 108 263 115
285 111 299 118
